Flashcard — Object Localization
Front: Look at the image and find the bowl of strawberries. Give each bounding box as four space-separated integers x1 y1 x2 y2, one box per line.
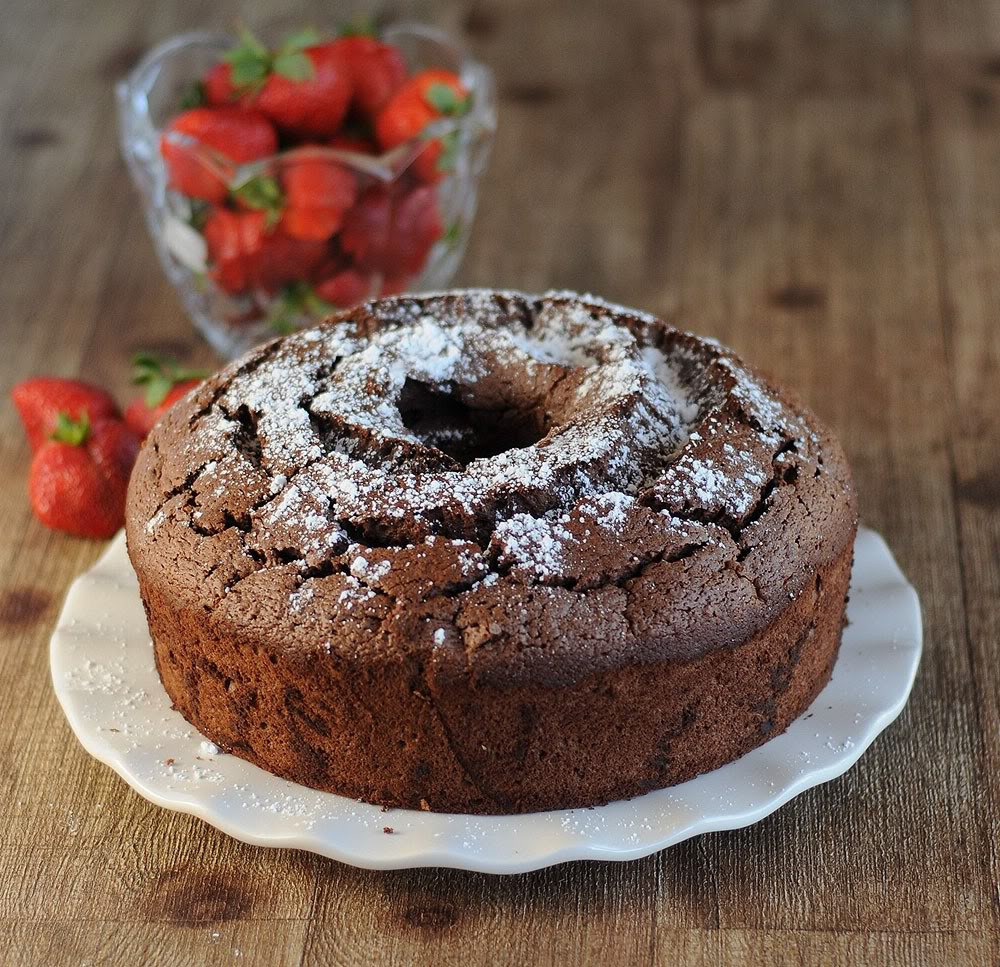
118 21 496 358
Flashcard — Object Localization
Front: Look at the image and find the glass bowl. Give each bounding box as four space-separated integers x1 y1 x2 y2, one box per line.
117 24 496 358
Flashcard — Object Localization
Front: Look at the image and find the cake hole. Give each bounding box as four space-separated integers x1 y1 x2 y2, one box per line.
268 654 278 665
397 378 547 465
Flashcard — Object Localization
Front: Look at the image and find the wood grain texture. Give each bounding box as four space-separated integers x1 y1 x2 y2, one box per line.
0 0 996 964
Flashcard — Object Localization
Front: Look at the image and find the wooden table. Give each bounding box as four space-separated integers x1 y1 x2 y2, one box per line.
1 0 997 963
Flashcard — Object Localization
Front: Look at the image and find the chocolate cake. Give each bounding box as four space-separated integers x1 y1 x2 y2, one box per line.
126 290 857 814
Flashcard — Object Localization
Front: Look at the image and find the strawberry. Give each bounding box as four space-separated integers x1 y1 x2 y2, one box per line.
381 273 410 296
203 62 242 107
315 268 371 307
28 413 139 539
341 183 442 276
253 231 329 292
203 207 328 295
225 28 353 139
160 107 277 202
281 156 357 241
374 69 469 183
12 377 120 453
124 354 209 439
334 35 407 117
203 207 269 293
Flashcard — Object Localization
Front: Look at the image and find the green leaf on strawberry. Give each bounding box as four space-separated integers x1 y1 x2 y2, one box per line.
425 83 470 116
231 174 285 228
272 51 313 80
226 26 320 88
225 27 273 88
132 353 209 408
281 27 321 50
179 80 206 109
268 282 334 334
272 28 319 80
51 411 90 446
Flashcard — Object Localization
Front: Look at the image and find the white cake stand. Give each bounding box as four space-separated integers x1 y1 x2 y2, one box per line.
50 527 921 874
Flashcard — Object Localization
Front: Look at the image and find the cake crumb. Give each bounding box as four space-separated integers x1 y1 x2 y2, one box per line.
383 826 394 834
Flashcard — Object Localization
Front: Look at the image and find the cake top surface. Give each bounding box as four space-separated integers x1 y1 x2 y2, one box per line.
127 290 856 683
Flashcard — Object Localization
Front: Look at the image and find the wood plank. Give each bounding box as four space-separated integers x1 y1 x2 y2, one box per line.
650 0 990 937
912 0 1000 918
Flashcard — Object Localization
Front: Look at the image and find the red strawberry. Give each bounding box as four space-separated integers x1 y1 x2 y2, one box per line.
203 207 328 294
253 232 329 292
203 62 242 107
28 413 140 539
203 207 269 293
339 186 391 268
374 69 469 183
124 354 209 439
381 273 410 296
315 268 371 307
161 107 277 202
341 183 442 276
203 207 264 293
12 378 120 453
281 156 357 241
334 35 407 116
225 29 353 139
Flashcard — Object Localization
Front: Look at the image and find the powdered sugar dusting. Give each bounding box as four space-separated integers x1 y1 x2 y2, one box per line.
144 290 809 610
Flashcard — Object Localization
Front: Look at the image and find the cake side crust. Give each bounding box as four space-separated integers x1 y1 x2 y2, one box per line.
141 530 854 814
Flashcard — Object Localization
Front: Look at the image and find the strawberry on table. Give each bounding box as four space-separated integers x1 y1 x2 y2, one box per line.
11 377 120 453
334 34 407 117
374 69 469 183
281 155 357 241
160 107 277 202
124 354 209 439
225 28 353 139
28 413 140 539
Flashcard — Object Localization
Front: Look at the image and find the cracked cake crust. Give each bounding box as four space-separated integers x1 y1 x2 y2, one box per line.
126 289 858 814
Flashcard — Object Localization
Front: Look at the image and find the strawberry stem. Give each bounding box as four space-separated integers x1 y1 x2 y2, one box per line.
231 174 285 229
268 282 333 334
51 411 90 446
223 24 318 88
425 83 470 117
131 353 209 408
